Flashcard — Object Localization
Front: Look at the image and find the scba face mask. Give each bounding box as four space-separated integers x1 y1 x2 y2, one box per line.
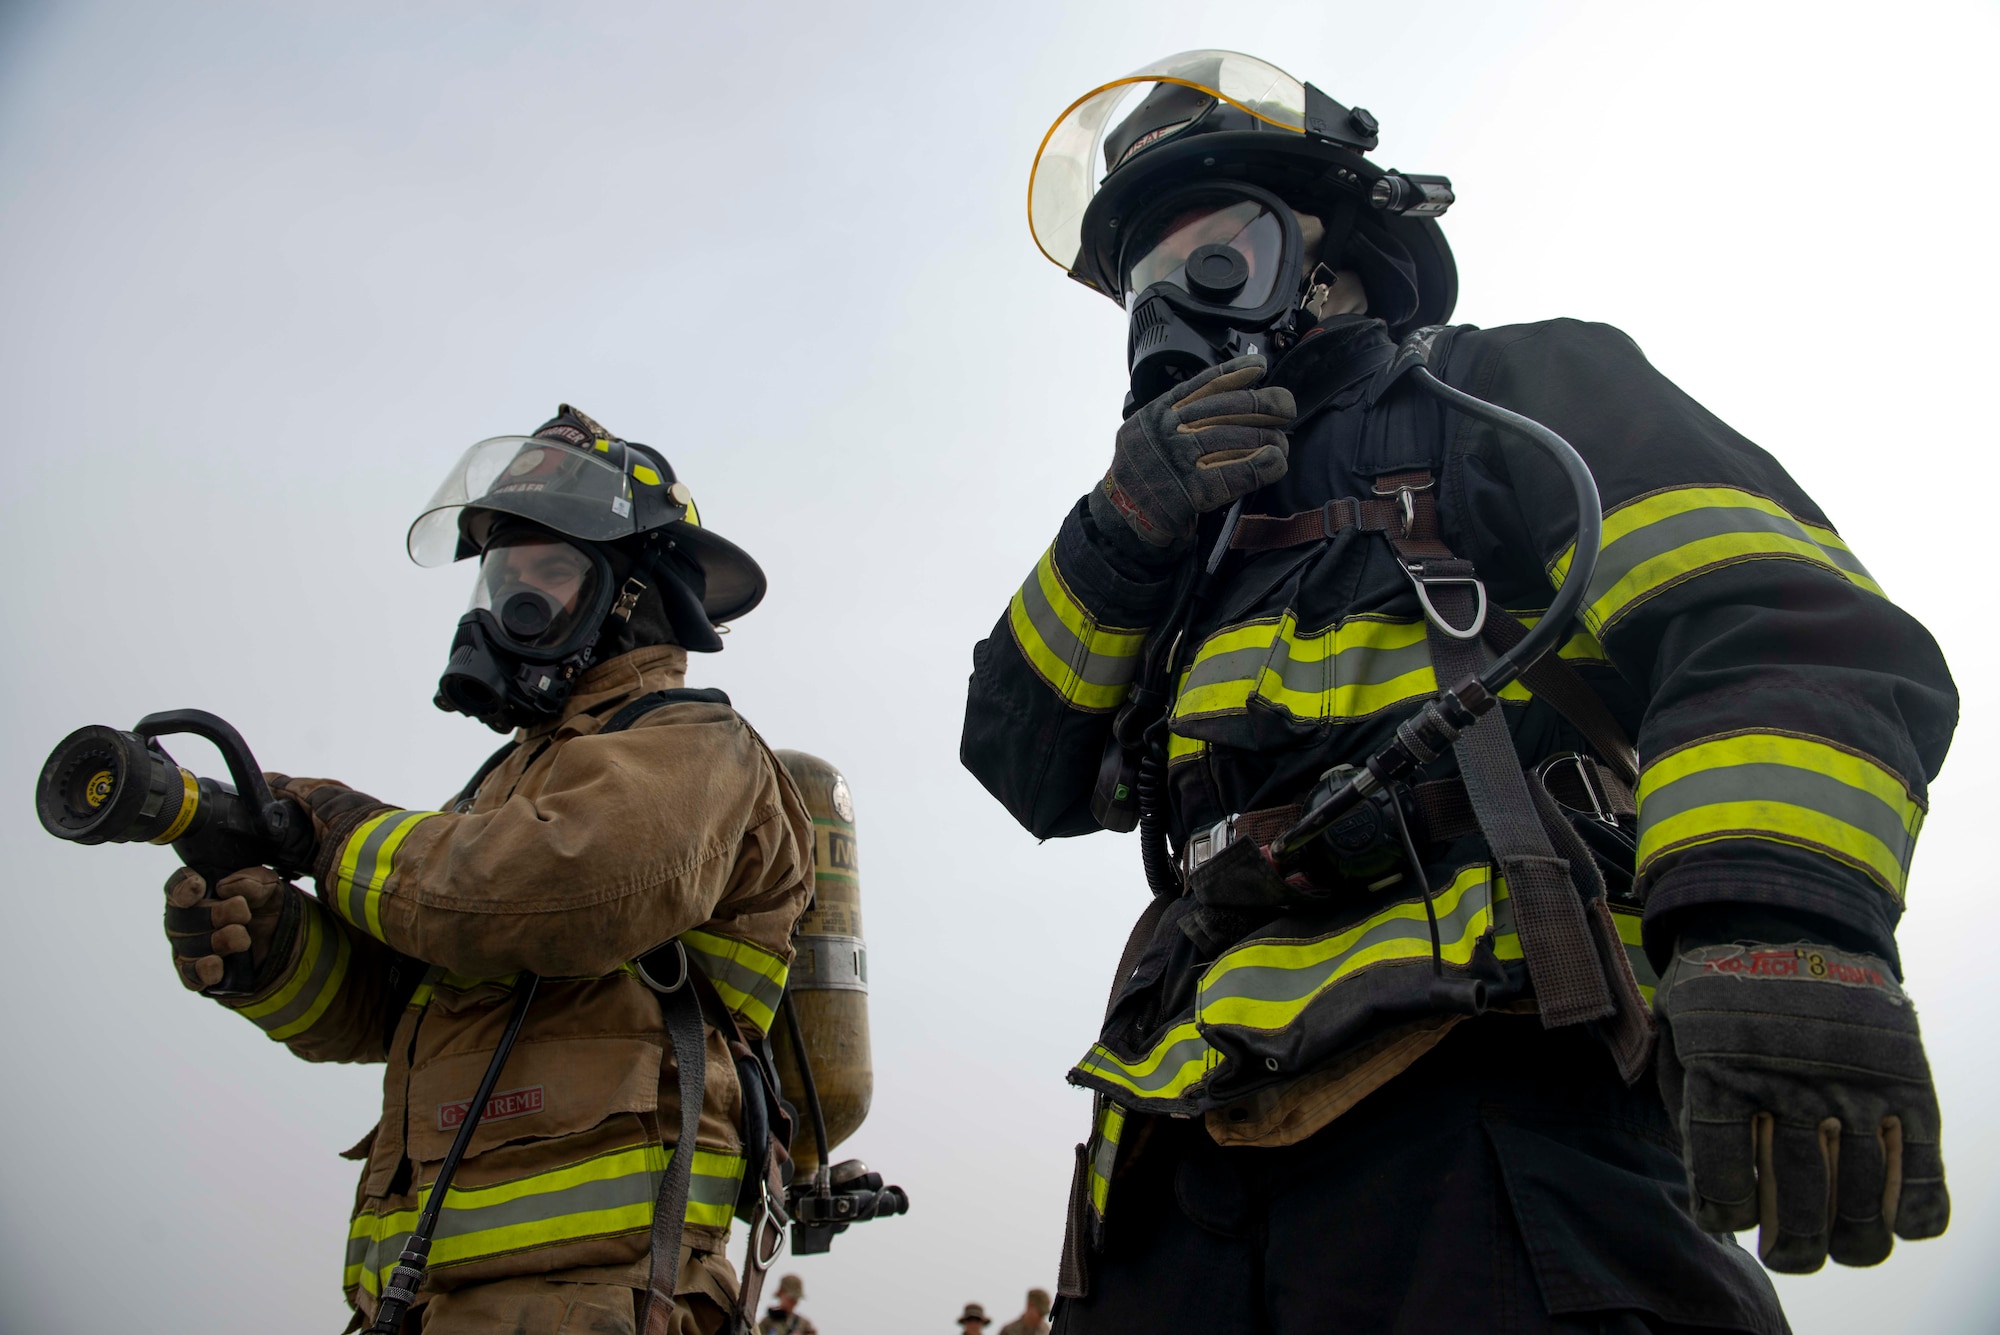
1119 182 1312 406
1027 51 1460 409
435 526 633 730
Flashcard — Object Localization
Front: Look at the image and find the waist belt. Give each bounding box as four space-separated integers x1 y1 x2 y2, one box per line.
1183 752 1635 878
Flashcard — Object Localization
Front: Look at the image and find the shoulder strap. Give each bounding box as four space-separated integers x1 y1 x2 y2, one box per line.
603 686 733 735
1481 610 1638 787
637 976 707 1335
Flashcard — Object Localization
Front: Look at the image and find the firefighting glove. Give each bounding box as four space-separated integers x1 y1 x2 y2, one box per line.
163 864 302 992
1654 941 1949 1272
1087 355 1295 560
269 773 396 885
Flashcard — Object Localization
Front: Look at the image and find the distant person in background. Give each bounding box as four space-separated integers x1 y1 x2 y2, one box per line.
957 1302 993 1333
999 1289 1052 1335
760 1273 817 1335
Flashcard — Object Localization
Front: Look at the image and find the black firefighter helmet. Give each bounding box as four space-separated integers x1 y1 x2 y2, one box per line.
408 405 766 728
1028 51 1458 400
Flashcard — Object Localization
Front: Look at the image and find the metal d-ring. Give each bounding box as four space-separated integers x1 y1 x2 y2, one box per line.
635 940 689 994
1403 562 1488 640
753 1184 787 1267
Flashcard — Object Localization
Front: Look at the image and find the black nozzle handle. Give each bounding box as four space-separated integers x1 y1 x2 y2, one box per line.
134 709 301 858
136 709 274 819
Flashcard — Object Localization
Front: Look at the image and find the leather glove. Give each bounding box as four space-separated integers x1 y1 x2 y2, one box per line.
1087 355 1295 558
1655 940 1949 1272
163 864 301 992
269 773 395 884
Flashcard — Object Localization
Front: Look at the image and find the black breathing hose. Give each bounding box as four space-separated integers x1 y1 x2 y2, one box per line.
1408 367 1602 687
1268 366 1604 869
367 973 541 1333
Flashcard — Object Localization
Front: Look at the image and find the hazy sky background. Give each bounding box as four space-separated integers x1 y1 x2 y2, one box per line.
3 2 1996 1331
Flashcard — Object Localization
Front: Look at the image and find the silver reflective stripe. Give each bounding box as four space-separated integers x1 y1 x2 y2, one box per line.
1640 762 1917 878
679 932 787 1029
1074 1026 1212 1098
1178 634 1433 701
244 908 347 1035
1198 876 1495 1012
1584 502 1844 610
1016 558 1144 696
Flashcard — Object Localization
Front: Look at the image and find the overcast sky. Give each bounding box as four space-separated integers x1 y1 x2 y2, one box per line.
3 2 1997 1332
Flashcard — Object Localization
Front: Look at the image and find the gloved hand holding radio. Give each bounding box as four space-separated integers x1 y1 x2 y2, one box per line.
1087 354 1295 561
1654 939 1949 1273
164 864 299 992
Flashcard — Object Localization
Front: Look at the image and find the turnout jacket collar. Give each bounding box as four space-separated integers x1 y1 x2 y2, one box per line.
518 643 693 742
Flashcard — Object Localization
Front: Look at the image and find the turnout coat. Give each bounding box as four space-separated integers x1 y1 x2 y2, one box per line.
209 645 814 1321
962 315 1955 1158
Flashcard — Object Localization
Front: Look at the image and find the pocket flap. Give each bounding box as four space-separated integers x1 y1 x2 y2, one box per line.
1484 1116 1782 1333
407 1035 662 1163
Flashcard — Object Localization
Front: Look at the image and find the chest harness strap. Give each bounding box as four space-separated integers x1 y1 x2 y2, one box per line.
1189 467 1656 1081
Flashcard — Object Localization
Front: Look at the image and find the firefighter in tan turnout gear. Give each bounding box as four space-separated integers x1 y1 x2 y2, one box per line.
161 406 813 1333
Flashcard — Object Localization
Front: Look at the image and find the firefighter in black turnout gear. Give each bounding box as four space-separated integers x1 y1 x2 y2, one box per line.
963 51 1957 1333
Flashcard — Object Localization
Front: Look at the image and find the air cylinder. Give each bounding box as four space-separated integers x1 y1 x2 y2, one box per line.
773 751 872 1172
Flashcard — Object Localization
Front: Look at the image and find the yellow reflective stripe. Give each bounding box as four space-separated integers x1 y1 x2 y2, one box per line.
1166 731 1208 765
1007 546 1150 713
1087 1101 1126 1217
331 810 436 942
1608 904 1656 1007
1074 1021 1218 1102
1175 612 1437 723
1197 866 1504 1031
1076 868 1527 1103
680 928 789 1034
235 900 352 1041
1551 486 1883 636
344 1143 745 1295
1172 611 1598 727
1637 730 1924 900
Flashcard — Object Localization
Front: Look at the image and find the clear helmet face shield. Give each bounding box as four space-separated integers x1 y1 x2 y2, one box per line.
407 435 671 569
1027 50 1308 283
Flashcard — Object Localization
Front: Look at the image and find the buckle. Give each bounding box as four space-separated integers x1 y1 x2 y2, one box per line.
1536 752 1617 826
1401 562 1487 640
1184 814 1240 876
1372 474 1435 538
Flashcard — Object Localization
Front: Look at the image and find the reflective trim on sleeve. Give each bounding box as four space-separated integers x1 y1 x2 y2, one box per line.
1007 546 1150 713
1196 865 1509 1032
1636 729 1925 900
1608 904 1657 1008
330 809 437 941
1087 1100 1126 1219
343 1142 746 1297
234 899 352 1041
1166 731 1208 766
680 928 789 1035
1551 486 1884 636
